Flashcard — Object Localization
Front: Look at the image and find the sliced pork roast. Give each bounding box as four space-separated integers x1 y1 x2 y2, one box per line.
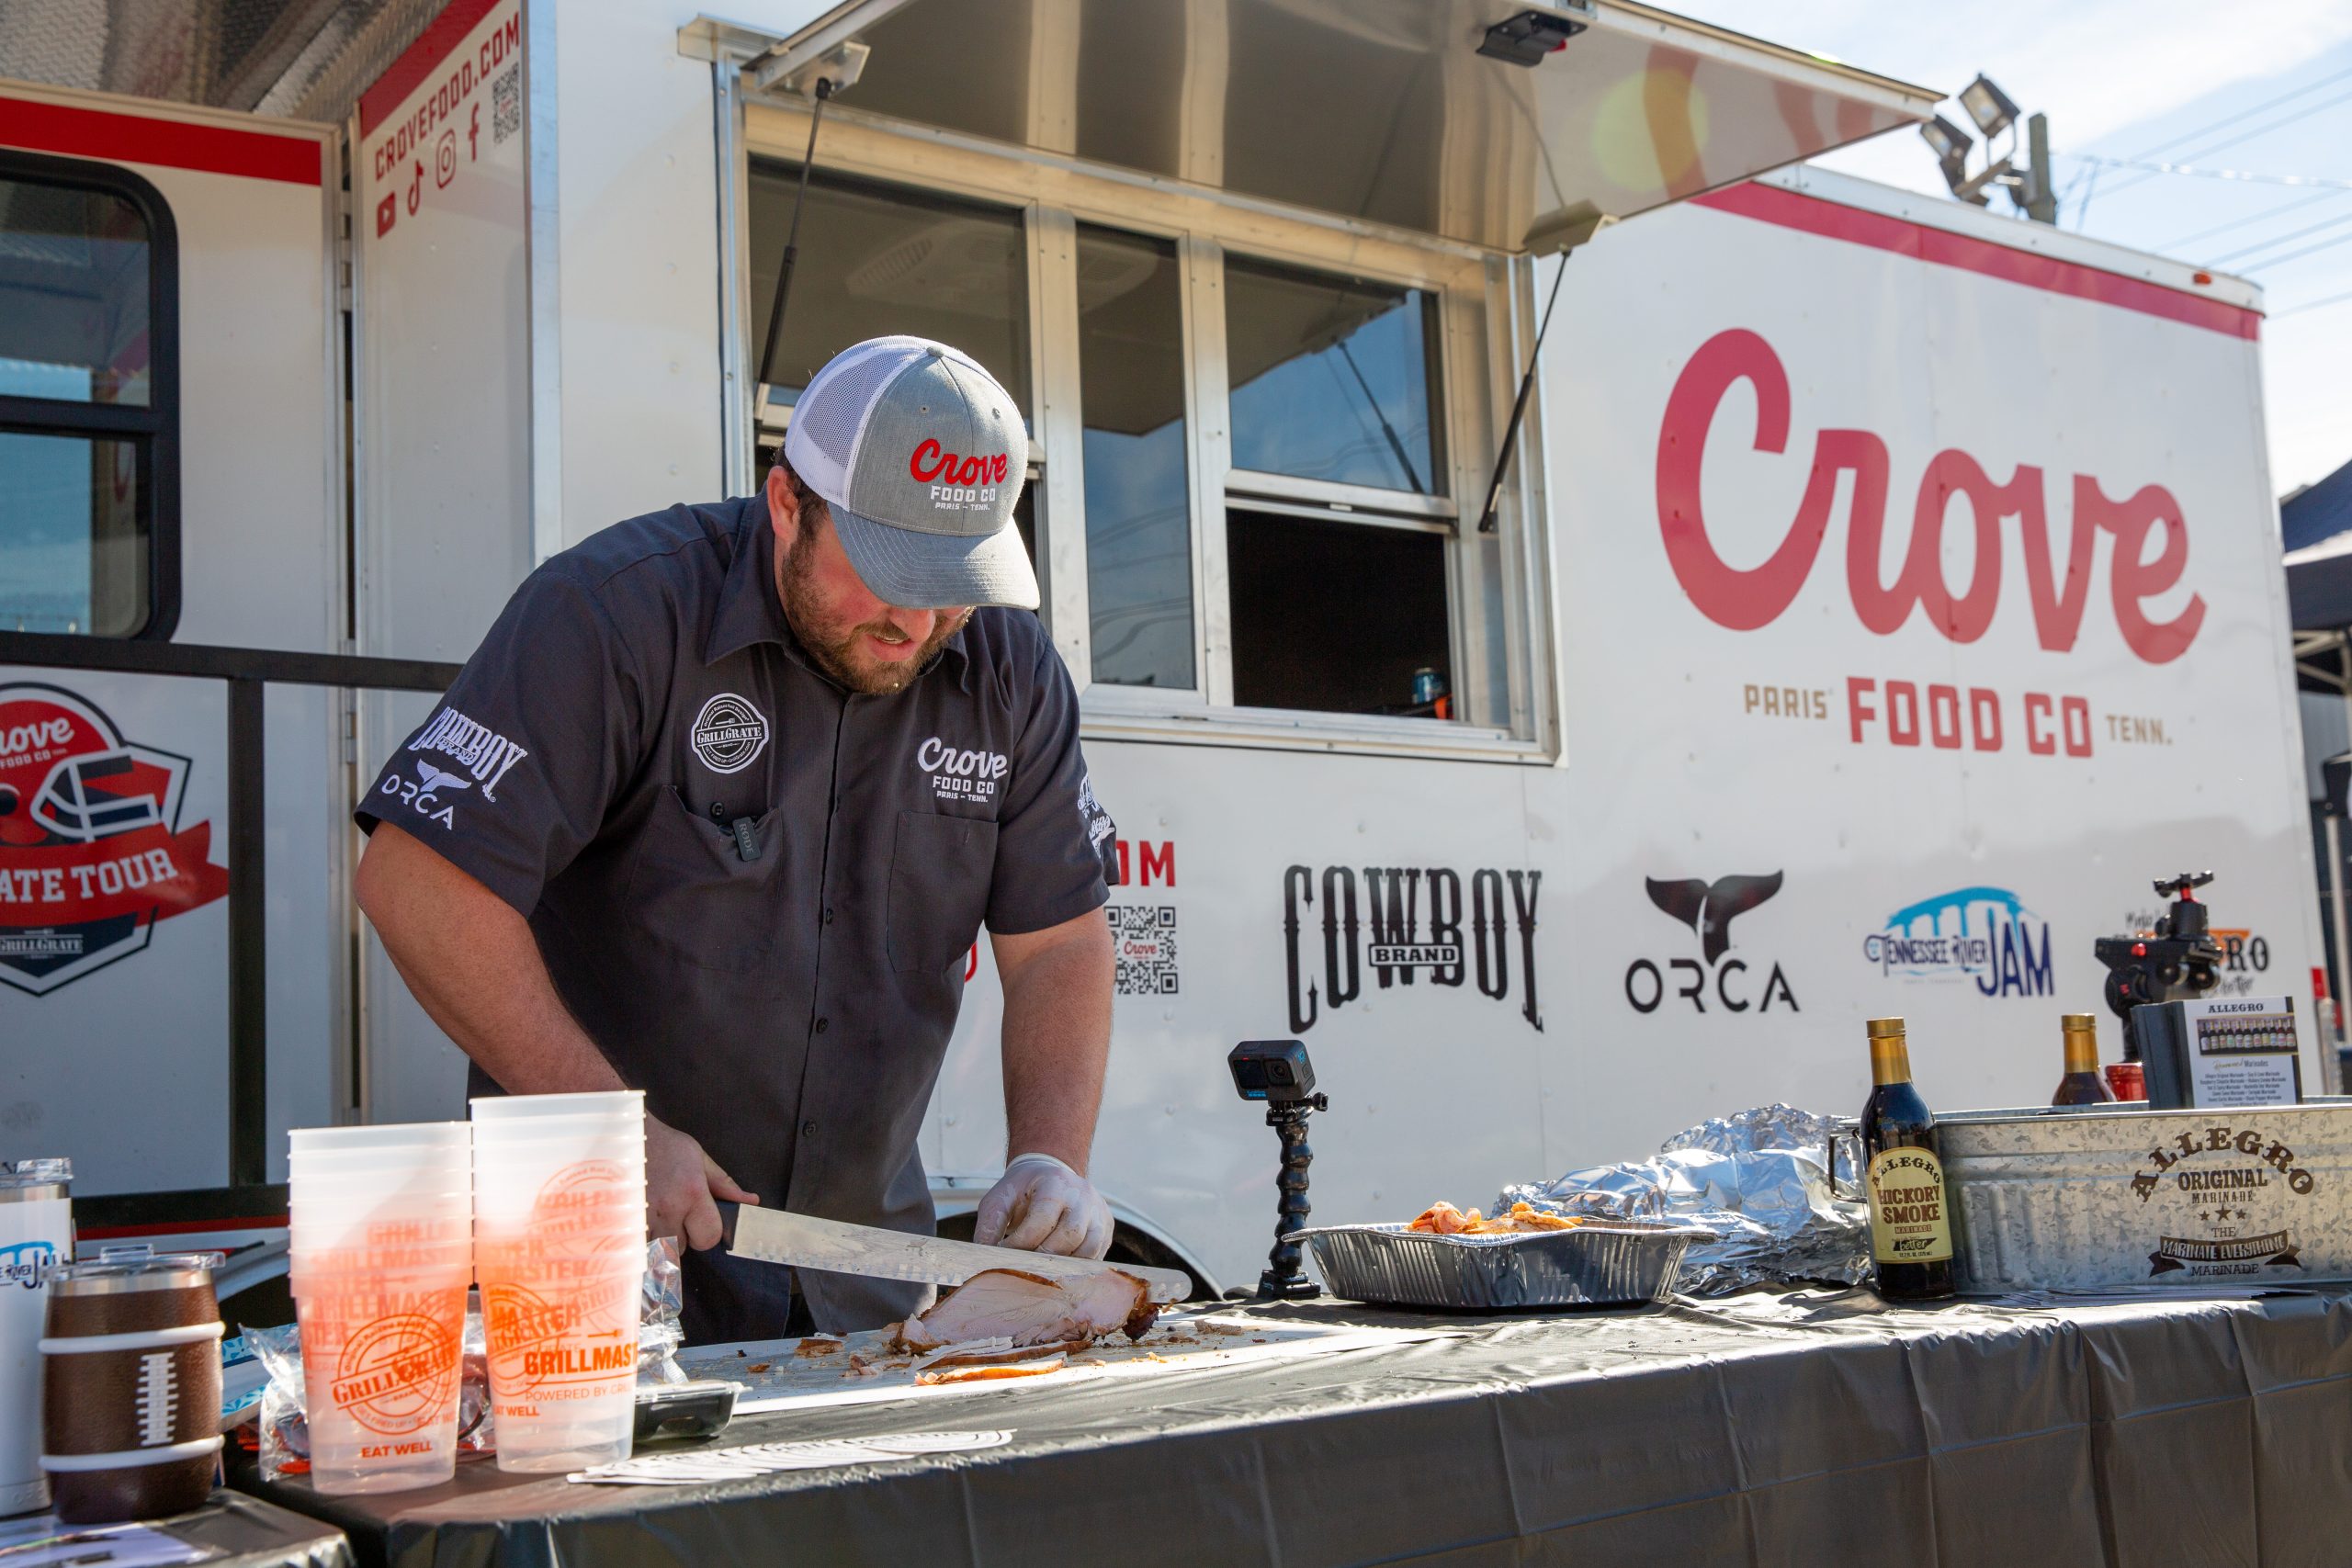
893 1268 1159 1356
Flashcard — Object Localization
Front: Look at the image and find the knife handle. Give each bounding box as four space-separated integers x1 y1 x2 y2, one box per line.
712 1199 741 1250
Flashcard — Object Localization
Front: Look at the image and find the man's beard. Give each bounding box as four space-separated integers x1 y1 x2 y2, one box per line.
779 521 969 695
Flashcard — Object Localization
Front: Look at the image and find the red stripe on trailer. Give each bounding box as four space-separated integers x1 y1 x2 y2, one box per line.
1696 181 2262 341
80 1215 288 1240
359 0 506 137
0 96 321 186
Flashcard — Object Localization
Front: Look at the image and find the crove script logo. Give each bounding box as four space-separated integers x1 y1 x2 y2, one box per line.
910 440 1010 494
1626 872 1797 1014
0 683 230 996
1656 329 2204 662
1863 886 2053 998
1282 864 1542 1033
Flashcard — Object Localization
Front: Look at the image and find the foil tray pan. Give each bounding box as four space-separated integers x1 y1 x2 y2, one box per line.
1294 1222 1709 1310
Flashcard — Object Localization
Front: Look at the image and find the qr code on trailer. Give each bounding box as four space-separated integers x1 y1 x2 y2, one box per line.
1110 904 1178 997
493 63 521 144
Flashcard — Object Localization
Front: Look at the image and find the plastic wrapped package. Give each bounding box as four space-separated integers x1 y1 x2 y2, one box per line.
639 1236 686 1386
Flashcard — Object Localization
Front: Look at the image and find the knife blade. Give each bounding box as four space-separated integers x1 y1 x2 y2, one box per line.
717 1202 1192 1303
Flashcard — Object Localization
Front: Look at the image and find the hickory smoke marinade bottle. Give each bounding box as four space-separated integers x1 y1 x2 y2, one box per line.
2051 1012 2116 1106
1860 1017 1955 1301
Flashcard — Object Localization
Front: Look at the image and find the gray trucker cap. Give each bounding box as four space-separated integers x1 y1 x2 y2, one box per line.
781 335 1035 609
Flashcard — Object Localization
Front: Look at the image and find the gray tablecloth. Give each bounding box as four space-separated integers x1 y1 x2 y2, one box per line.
128 1490 352 1568
239 1287 2352 1567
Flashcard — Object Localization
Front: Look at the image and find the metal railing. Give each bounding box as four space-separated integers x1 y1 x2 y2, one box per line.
0 630 460 1225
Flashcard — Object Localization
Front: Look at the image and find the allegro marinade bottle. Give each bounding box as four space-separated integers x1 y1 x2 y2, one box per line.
1860 1017 1955 1301
2051 1012 2116 1107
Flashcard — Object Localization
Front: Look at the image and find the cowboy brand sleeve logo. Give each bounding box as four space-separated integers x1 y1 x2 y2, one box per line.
409 705 530 800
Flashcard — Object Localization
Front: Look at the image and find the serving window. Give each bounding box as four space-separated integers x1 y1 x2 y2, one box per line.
741 114 1548 754
0 153 177 638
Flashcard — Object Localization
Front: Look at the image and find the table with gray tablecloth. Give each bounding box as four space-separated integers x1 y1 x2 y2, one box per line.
237 1287 2352 1567
87 1490 353 1568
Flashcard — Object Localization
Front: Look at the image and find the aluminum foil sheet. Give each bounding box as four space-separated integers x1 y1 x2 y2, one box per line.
1499 1104 1871 1294
1296 1223 1702 1309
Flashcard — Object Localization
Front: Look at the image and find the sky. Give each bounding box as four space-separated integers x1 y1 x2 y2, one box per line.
1678 0 2352 499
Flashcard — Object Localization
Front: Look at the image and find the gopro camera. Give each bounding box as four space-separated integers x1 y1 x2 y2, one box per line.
1228 1039 1317 1104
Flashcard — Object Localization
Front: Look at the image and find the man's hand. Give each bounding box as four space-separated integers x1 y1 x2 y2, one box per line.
648 1113 758 1251
973 1153 1113 1259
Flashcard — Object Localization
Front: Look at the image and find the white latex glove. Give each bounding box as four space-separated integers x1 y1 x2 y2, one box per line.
972 1153 1113 1259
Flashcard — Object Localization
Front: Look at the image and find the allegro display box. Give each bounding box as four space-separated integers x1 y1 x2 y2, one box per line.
1942 1100 2352 1293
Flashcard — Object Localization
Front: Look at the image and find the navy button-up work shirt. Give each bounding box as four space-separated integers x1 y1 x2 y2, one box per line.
357 494 1114 1337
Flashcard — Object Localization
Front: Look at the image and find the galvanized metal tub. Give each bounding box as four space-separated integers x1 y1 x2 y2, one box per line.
1295 1222 1707 1310
1939 1101 2352 1293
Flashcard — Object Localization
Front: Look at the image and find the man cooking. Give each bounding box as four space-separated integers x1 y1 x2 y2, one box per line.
353 336 1119 1342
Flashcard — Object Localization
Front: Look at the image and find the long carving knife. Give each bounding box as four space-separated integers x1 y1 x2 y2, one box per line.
716 1202 1192 1303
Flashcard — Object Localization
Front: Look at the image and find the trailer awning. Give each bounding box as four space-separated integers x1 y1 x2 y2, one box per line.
730 0 1940 254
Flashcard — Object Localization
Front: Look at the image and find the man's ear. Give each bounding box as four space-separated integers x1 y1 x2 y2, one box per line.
764 463 801 553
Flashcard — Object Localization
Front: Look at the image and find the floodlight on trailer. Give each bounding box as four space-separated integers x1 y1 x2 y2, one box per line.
1959 73 2021 141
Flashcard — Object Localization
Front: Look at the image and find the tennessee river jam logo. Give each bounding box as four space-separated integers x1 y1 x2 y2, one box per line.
1862 886 2054 998
0 685 229 996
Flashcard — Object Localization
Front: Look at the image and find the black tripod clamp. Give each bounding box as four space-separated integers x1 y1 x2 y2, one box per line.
1257 1092 1329 1300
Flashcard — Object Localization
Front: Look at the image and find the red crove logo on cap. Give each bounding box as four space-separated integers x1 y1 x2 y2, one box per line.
910 440 1009 488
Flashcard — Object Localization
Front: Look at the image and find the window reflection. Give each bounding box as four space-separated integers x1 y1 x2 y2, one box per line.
0 177 150 408
1079 226 1193 690
748 164 1031 425
1226 257 1439 494
0 434 143 636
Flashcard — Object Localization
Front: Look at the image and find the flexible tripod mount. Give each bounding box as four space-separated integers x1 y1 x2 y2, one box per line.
1257 1092 1329 1300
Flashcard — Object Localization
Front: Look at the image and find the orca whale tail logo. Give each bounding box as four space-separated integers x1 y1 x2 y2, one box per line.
1645 872 1784 964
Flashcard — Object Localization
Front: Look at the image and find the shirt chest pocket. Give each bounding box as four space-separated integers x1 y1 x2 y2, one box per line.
888 810 998 976
624 786 780 973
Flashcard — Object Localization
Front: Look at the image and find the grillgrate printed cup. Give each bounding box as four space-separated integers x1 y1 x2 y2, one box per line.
285 1122 476 1495
471 1093 648 1472
290 1258 471 1494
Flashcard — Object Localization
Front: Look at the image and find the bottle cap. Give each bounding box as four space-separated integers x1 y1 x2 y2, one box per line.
1865 1017 1906 1039
2062 1012 2098 1032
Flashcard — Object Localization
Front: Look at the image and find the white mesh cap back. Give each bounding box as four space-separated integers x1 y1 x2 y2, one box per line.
783 337 929 502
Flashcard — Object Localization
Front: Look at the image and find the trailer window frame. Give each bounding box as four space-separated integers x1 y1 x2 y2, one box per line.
734 100 1557 762
0 149 181 642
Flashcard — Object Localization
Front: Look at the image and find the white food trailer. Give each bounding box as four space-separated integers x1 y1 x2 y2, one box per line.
0 0 2321 1313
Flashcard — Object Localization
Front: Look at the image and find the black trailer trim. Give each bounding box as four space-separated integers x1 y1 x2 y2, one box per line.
0 149 182 639
76 1184 290 1235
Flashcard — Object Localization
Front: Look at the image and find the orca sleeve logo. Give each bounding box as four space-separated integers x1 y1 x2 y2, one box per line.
1625 871 1798 1014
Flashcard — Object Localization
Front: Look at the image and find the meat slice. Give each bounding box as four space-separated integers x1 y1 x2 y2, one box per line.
894 1268 1158 1354
918 1354 1067 1385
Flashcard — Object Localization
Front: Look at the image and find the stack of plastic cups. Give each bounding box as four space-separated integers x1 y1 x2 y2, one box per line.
287 1123 473 1494
469 1091 647 1472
